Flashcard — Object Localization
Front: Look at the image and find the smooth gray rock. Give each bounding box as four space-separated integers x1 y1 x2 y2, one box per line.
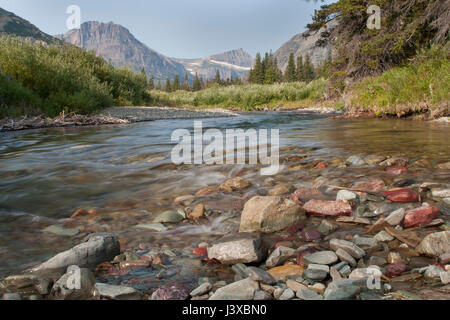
245 267 276 285
297 287 323 300
95 283 143 300
209 278 259 300
335 248 357 267
154 210 184 223
265 246 296 268
207 233 265 265
324 280 363 300
278 288 295 300
303 269 328 281
33 233 120 271
303 251 338 265
386 208 406 226
190 282 212 297
330 239 366 259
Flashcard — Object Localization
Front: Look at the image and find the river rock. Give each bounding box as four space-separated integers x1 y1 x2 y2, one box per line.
348 267 382 280
267 265 304 281
245 267 276 285
330 239 366 259
265 246 297 268
346 156 366 166
303 269 328 281
353 235 379 250
404 206 440 228
431 189 450 198
318 220 337 235
135 223 168 232
268 184 290 196
374 231 395 242
190 282 212 297
33 233 120 271
424 265 443 281
379 157 409 167
386 208 406 226
286 279 306 292
324 280 362 300
303 251 338 265
302 229 321 242
209 278 259 300
151 283 190 300
336 190 359 202
303 200 352 217
219 177 251 193
190 204 205 219
43 225 80 237
386 263 408 278
49 266 95 300
417 231 450 257
297 287 323 300
154 210 184 223
2 274 53 295
254 290 273 300
384 189 419 203
207 233 265 264
239 196 306 233
95 283 143 300
364 155 387 165
352 179 386 192
278 288 295 300
368 256 387 266
335 248 357 267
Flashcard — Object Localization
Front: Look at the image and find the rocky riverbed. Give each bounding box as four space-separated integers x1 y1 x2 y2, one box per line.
1 154 449 300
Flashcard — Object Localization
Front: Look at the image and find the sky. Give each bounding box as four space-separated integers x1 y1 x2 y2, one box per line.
0 0 334 59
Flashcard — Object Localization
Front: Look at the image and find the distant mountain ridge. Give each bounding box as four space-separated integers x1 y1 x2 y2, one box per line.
0 7 58 44
174 48 254 81
56 21 254 82
56 21 188 82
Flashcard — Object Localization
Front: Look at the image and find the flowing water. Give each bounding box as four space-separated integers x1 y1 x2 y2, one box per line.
0 112 449 291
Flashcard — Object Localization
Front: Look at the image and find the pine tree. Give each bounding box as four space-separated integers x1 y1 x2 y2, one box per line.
192 73 201 91
284 53 297 82
173 75 180 91
165 78 171 92
184 73 190 90
296 56 305 82
155 81 162 91
140 67 147 83
215 70 222 85
304 54 315 82
148 75 155 90
249 53 264 84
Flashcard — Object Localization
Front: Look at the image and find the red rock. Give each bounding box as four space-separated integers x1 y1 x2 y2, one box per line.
290 188 327 203
193 247 208 257
303 200 353 217
284 222 306 235
302 229 321 242
387 167 408 175
151 283 190 300
384 188 419 203
352 179 386 192
315 162 328 169
386 263 408 278
403 206 440 228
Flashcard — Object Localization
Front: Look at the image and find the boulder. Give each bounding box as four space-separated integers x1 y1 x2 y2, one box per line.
207 233 265 264
239 196 306 233
209 278 259 300
417 231 450 257
303 200 352 217
33 233 120 271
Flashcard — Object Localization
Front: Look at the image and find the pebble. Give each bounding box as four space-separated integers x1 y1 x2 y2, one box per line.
209 278 259 300
154 210 184 223
303 269 328 281
336 190 359 202
190 282 212 297
388 252 403 264
286 279 306 292
297 287 323 300
309 283 326 295
265 246 296 268
245 267 277 285
368 256 387 266
330 239 366 260
307 264 330 273
303 251 338 265
353 235 379 249
335 248 357 267
324 281 360 300
254 290 273 300
278 288 295 300
424 265 443 281
386 208 406 226
374 231 395 242
349 267 382 280
207 233 265 264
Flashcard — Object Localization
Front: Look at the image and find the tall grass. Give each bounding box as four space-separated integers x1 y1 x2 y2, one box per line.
348 45 450 115
153 79 328 110
0 36 151 117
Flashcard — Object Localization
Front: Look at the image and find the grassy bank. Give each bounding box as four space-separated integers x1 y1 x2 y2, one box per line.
0 36 151 118
347 45 450 117
152 78 328 111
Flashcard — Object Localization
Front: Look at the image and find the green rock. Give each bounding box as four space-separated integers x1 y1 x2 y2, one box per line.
42 225 79 237
154 210 184 223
